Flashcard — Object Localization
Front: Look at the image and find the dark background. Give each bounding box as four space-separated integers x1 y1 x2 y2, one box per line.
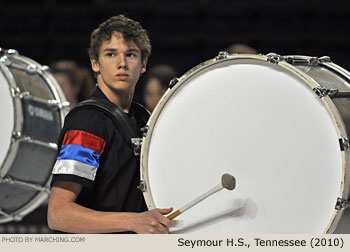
1 0 350 233
1 0 350 76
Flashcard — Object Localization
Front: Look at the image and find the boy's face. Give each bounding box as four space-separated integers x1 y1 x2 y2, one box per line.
90 32 147 97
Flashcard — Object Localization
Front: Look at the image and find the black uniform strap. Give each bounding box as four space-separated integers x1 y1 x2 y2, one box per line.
74 97 149 144
130 102 151 127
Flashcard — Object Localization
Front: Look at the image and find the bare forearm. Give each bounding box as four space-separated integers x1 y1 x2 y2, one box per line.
48 182 172 234
48 202 137 233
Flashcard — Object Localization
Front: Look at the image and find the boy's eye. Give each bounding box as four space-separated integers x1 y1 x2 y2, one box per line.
106 53 115 57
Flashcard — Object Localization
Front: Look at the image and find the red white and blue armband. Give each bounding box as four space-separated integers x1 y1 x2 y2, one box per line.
52 130 106 181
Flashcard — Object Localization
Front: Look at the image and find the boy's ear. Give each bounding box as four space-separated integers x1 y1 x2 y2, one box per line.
90 58 100 73
140 58 148 74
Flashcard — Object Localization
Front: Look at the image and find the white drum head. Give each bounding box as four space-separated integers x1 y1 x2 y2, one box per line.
0 71 14 170
142 57 343 233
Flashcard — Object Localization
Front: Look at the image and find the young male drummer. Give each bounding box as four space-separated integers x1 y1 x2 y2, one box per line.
47 15 173 233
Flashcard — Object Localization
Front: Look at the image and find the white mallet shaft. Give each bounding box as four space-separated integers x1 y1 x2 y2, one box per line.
167 173 236 220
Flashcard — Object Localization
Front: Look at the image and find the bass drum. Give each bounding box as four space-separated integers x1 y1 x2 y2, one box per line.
0 49 68 223
140 52 350 233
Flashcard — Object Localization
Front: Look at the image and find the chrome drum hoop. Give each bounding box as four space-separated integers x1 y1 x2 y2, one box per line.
0 49 69 223
140 53 350 234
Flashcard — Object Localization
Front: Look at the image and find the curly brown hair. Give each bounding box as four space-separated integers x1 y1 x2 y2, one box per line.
88 15 151 62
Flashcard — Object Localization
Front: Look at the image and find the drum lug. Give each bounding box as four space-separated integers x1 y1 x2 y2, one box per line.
141 125 149 137
26 64 39 74
131 138 143 156
339 138 350 151
286 56 318 66
215 51 229 61
6 49 19 56
313 86 338 98
266 53 285 64
335 197 350 210
308 57 321 66
137 180 147 192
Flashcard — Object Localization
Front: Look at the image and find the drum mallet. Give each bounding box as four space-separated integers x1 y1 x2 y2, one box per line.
167 173 236 220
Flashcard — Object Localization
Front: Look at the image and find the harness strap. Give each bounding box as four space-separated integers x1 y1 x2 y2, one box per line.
74 97 149 147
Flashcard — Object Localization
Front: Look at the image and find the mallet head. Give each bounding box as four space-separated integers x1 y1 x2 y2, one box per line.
221 173 236 191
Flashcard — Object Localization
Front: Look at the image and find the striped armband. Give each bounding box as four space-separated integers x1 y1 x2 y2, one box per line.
52 130 106 181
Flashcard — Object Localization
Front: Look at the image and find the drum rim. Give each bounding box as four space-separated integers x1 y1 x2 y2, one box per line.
0 52 69 223
140 53 350 233
0 60 23 177
1 54 68 176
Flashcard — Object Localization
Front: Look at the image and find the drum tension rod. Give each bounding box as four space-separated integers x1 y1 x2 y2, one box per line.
23 94 70 109
0 208 11 218
0 175 50 193
312 87 350 98
285 56 332 66
47 99 71 109
335 197 350 210
11 88 70 109
313 87 338 98
330 91 350 98
0 208 22 221
12 131 58 150
267 54 333 66
11 87 30 99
